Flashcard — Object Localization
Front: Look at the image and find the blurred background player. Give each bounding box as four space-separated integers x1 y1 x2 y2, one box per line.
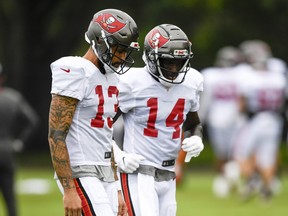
0 62 39 216
199 46 245 197
113 24 204 216
48 9 139 216
233 40 286 201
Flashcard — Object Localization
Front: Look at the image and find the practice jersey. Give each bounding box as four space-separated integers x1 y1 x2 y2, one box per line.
240 68 286 114
200 65 247 128
117 66 203 171
50 56 119 167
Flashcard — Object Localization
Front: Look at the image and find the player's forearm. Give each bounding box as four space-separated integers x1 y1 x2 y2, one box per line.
48 135 75 189
48 94 78 190
183 112 203 139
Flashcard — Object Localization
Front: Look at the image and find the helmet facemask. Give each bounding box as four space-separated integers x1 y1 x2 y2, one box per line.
146 40 192 87
156 54 191 85
86 30 140 74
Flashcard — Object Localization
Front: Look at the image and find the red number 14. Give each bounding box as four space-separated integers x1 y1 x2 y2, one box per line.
144 98 185 139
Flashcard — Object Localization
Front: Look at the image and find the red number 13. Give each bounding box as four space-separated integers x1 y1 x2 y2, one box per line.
90 85 118 128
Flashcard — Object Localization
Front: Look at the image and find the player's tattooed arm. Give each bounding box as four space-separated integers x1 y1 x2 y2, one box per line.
48 94 79 190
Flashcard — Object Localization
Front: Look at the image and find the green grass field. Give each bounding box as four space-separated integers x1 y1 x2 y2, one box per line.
177 171 288 216
1 145 287 216
0 166 287 216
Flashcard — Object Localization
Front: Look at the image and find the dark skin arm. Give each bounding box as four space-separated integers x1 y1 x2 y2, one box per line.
177 111 203 166
182 111 203 139
48 94 82 216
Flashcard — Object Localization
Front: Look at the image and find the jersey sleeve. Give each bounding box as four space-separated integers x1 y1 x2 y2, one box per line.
117 78 134 113
187 69 204 112
50 57 87 100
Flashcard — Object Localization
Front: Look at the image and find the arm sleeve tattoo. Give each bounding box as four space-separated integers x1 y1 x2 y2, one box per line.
48 94 78 190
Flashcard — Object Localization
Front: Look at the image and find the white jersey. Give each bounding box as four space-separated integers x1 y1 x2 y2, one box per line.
117 67 203 171
234 67 286 168
241 68 286 113
200 64 249 128
50 56 119 167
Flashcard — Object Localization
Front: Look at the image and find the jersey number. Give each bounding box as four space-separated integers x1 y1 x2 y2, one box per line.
90 85 118 128
143 98 185 139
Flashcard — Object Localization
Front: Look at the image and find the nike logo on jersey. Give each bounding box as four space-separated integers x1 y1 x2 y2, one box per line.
60 68 70 73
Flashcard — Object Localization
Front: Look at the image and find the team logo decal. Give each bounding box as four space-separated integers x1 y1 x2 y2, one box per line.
94 13 126 34
147 29 169 48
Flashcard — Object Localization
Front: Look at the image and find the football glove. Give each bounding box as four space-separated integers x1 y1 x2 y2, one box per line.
181 136 204 162
112 140 145 173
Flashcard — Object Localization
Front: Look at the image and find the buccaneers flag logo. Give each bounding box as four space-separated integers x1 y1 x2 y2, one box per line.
147 29 169 49
94 13 127 34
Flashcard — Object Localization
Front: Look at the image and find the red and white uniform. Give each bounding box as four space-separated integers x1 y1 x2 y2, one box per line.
117 66 203 216
51 56 119 167
118 66 203 171
200 64 249 159
234 66 286 168
51 56 119 216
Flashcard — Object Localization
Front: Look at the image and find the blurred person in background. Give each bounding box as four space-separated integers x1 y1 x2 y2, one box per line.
233 40 286 201
199 46 246 198
112 24 204 216
47 9 140 216
0 62 39 216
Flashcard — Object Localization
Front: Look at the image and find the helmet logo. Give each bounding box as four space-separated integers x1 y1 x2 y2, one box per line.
94 13 126 34
147 29 169 49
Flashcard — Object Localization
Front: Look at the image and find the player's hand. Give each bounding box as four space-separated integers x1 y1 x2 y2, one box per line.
117 191 128 216
63 188 82 216
118 153 145 173
181 136 204 162
112 140 145 173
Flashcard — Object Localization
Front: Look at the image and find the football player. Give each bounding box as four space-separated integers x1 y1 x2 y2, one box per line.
234 40 286 201
113 24 204 216
48 9 139 216
199 46 246 197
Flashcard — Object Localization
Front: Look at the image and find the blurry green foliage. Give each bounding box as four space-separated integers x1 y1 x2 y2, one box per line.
0 0 287 151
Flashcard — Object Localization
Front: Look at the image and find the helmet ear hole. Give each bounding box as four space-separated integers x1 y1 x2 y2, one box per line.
102 54 109 62
147 59 157 73
148 54 155 61
107 37 114 45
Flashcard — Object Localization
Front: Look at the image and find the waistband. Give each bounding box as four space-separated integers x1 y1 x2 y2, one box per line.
70 165 115 182
134 165 176 182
